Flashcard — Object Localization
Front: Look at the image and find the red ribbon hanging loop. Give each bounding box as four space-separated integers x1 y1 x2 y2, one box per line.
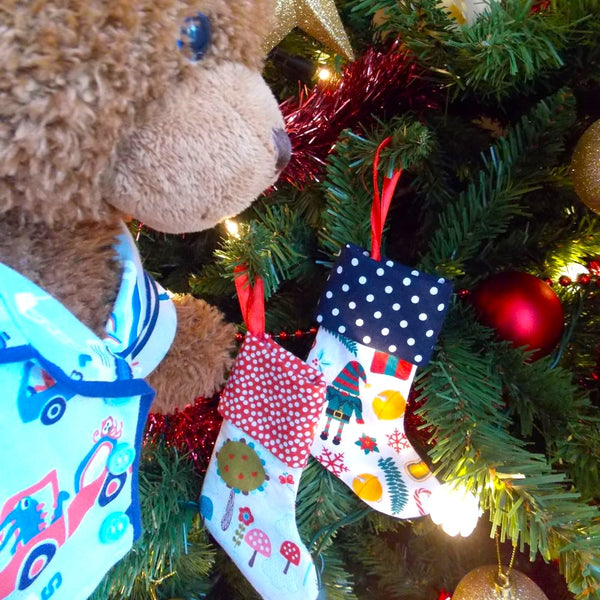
234 265 265 336
370 136 403 261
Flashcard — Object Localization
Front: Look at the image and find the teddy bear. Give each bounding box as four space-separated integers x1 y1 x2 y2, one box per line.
0 0 290 597
0 0 291 410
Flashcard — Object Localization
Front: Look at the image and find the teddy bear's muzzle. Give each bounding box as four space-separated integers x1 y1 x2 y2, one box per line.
273 128 292 172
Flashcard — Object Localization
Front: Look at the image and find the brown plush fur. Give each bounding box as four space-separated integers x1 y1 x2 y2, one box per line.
0 0 288 412
109 62 285 233
0 210 122 334
147 294 236 413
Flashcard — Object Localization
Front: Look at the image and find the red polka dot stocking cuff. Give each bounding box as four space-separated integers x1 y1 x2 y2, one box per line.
219 333 327 469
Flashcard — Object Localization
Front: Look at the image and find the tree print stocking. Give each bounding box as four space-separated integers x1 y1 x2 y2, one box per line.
200 272 327 600
308 243 453 519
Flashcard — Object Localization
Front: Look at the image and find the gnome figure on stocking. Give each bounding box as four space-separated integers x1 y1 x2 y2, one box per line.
320 361 368 445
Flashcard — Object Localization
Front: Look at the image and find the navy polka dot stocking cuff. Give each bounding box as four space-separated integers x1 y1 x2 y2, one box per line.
315 244 452 366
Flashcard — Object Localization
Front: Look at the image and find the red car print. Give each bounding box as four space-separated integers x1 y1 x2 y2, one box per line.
0 437 135 598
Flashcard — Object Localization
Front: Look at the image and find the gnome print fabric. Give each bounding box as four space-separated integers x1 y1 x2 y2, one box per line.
0 226 176 600
308 243 453 519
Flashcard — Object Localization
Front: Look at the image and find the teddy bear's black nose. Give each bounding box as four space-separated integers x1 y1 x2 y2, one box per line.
273 128 292 171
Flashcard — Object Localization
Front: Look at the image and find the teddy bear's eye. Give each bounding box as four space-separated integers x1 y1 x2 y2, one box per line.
177 12 211 62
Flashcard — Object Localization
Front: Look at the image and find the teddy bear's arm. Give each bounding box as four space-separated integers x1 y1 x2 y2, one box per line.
147 294 236 413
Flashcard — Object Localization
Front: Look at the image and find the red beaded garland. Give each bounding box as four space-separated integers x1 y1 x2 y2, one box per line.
558 275 572 287
578 273 591 285
588 260 600 276
470 271 565 360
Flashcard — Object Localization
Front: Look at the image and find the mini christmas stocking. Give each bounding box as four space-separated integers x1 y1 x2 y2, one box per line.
308 244 452 518
308 139 453 519
200 272 327 600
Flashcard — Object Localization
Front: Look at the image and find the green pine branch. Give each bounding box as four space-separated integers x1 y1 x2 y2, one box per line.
319 546 360 600
490 342 600 502
320 134 374 259
418 90 576 276
415 305 600 599
203 204 311 301
320 116 436 259
92 444 213 600
297 458 363 536
352 0 582 100
542 213 600 278
340 521 465 599
189 260 235 299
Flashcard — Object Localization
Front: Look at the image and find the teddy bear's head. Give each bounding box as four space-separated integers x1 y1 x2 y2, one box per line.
0 0 290 233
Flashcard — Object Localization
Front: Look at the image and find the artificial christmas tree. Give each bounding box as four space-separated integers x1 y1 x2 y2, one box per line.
94 1 600 599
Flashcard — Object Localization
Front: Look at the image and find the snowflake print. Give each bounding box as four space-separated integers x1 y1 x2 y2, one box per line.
387 428 411 453
355 434 379 454
316 447 349 477
312 348 333 373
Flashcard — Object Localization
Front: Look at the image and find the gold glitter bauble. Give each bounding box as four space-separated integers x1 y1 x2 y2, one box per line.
263 0 354 60
453 566 549 600
572 119 600 213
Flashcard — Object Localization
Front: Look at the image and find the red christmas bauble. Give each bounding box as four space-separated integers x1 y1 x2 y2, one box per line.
471 272 564 360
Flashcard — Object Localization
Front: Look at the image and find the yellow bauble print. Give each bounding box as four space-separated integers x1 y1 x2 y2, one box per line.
372 389 406 420
352 473 383 502
405 460 432 481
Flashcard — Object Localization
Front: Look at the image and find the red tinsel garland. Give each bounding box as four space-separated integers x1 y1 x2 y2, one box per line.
145 393 223 474
531 0 551 12
280 41 438 187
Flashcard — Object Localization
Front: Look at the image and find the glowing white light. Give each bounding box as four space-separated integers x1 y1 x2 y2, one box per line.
225 219 239 237
561 262 589 280
429 482 481 537
318 68 332 81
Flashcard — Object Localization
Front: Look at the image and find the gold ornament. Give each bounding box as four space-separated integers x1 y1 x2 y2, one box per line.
453 565 549 600
572 119 600 213
454 537 548 600
263 0 354 61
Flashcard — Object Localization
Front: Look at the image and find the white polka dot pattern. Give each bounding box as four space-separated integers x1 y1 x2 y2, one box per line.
219 334 327 469
314 243 453 365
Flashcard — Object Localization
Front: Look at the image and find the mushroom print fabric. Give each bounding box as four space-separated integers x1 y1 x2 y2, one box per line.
200 333 326 600
307 243 453 518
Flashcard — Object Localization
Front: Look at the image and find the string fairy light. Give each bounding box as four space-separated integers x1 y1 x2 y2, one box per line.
317 66 332 81
224 218 240 237
428 482 481 537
